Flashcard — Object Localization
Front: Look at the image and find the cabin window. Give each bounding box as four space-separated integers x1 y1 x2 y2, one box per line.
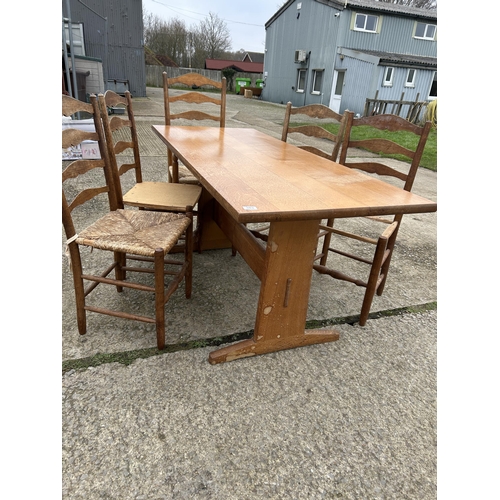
311 70 324 94
414 22 436 40
383 67 394 87
354 13 379 33
405 69 417 87
296 69 306 93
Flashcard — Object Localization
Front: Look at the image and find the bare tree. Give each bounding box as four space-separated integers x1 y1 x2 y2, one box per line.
143 10 233 69
191 12 232 67
143 12 191 66
375 0 437 9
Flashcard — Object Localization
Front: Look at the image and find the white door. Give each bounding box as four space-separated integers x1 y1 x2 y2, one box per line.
329 70 345 113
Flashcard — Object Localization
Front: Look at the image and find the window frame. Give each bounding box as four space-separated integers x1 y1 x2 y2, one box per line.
428 71 437 100
405 68 417 88
354 12 379 33
414 22 436 40
296 69 307 93
311 69 324 95
383 66 394 87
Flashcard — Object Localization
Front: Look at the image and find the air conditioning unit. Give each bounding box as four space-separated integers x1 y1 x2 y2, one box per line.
294 50 307 63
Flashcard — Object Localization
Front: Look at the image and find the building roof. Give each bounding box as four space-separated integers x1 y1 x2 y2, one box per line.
353 49 437 68
205 59 264 73
243 52 265 63
336 0 436 19
266 0 437 28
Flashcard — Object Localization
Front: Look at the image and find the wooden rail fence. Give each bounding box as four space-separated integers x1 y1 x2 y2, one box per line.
364 91 428 124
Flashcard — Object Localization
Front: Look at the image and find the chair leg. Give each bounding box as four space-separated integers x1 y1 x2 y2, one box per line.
70 247 87 335
359 236 388 326
114 251 126 292
377 225 399 296
320 218 334 266
185 213 193 299
154 249 166 350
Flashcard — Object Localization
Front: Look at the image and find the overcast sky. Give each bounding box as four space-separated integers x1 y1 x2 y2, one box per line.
142 0 284 53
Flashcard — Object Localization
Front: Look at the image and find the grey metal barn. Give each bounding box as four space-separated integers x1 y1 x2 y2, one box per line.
262 0 437 118
62 0 146 98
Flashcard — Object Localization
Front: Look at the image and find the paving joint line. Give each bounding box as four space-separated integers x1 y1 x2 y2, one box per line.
62 302 436 374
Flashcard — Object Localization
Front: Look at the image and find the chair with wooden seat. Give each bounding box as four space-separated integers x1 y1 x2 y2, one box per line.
314 111 433 325
163 71 226 184
98 90 202 214
63 94 194 350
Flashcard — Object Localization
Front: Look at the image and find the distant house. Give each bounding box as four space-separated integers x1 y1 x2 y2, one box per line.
242 52 265 64
62 0 146 97
205 59 264 74
262 0 437 116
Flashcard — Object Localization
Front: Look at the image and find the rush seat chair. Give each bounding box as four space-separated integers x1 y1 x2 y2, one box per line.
62 94 194 350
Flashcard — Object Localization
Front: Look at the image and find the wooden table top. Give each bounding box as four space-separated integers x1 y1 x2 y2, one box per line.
152 125 437 224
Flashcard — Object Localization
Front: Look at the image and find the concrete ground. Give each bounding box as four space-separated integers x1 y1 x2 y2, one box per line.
62 87 437 499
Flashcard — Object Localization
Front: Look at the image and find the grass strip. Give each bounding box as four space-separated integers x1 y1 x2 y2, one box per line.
62 302 436 374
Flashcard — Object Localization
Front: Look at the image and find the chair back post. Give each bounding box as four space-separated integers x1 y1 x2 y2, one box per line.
403 119 432 192
163 71 171 125
124 91 143 183
220 76 227 128
338 110 355 165
331 111 348 162
281 102 292 142
97 92 125 208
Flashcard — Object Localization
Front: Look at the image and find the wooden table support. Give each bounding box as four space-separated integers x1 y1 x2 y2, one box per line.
208 206 339 364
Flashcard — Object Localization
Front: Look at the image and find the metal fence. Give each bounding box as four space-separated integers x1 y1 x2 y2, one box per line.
145 66 263 91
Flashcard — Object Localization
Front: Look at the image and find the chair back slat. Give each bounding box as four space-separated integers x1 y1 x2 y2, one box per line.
168 110 222 123
169 92 222 106
62 128 100 149
62 159 107 182
167 72 223 89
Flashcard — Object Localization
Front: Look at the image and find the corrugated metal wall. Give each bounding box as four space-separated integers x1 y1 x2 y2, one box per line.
336 55 376 113
263 0 436 115
63 0 146 97
263 0 339 107
342 12 436 58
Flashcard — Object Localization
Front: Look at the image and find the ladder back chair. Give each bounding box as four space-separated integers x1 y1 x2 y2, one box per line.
314 111 433 325
278 102 349 251
163 71 227 184
98 90 202 252
62 94 194 350
98 90 202 212
281 102 348 162
242 102 349 248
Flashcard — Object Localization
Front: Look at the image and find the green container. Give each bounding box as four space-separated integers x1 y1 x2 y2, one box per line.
256 79 264 88
235 78 251 94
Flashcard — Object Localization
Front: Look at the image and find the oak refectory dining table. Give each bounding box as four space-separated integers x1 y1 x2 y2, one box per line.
152 125 437 364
